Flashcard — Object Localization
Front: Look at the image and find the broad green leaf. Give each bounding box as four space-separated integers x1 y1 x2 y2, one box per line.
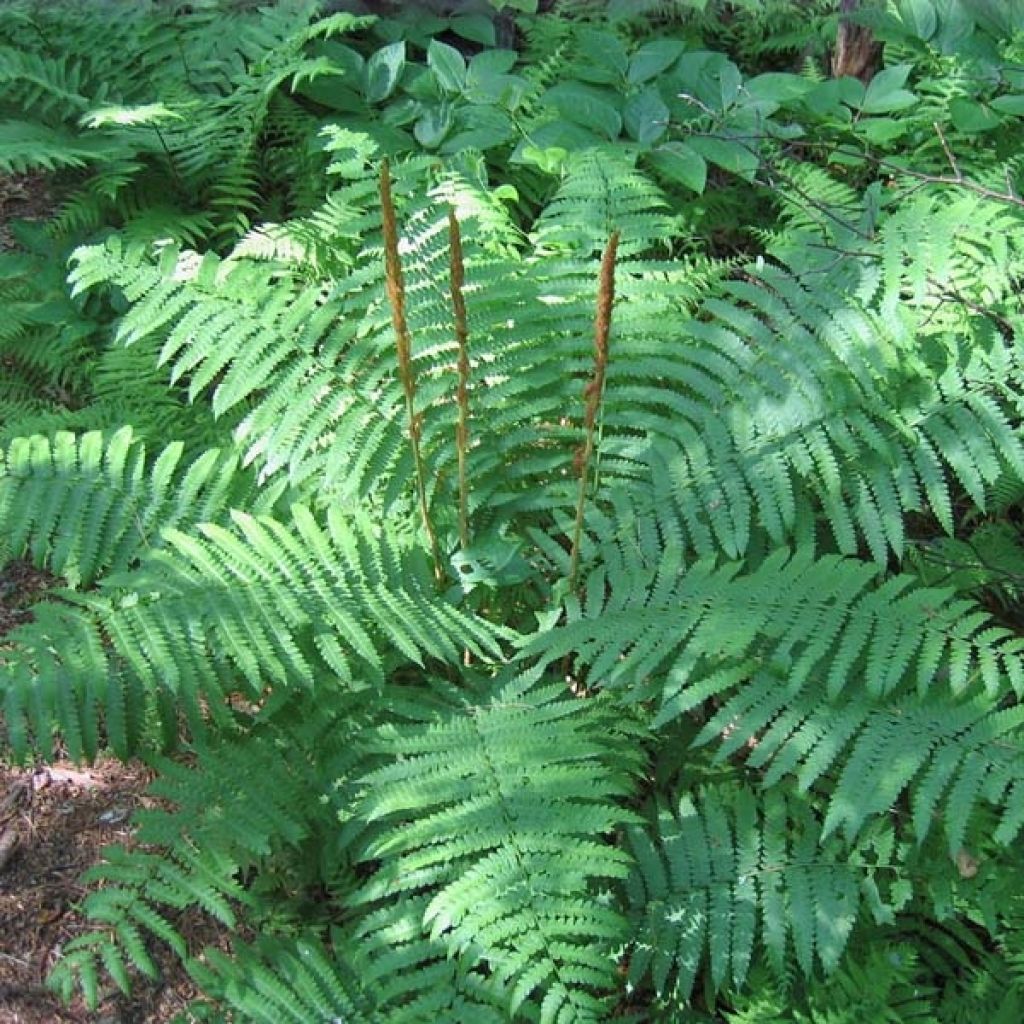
442 106 514 153
688 134 759 181
576 28 629 84
861 64 916 114
511 120 603 160
427 39 466 94
897 0 938 40
451 14 496 46
544 82 622 140
719 61 742 109
647 141 707 193
745 72 815 106
469 50 517 77
414 104 453 148
857 117 911 144
948 98 1001 133
991 94 1024 115
364 41 405 104
517 144 569 174
675 50 740 115
804 76 864 117
466 50 523 105
627 39 685 86
624 86 670 145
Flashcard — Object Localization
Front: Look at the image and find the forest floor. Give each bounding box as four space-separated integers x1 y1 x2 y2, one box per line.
0 561 230 1023
0 173 51 251
1 168 234 1019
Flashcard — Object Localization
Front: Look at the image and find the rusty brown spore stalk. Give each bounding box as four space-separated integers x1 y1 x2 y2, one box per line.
380 160 443 583
568 231 619 592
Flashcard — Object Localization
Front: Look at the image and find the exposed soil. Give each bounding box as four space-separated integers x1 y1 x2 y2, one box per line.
0 564 231 1023
0 173 53 252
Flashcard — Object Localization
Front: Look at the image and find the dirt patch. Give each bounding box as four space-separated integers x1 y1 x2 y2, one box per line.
0 174 53 252
0 768 242 1024
0 757 236 1023
0 562 58 638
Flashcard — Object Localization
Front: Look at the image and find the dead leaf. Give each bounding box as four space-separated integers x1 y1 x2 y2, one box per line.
955 847 979 879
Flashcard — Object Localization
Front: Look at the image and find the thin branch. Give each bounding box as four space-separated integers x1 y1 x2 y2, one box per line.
933 120 961 180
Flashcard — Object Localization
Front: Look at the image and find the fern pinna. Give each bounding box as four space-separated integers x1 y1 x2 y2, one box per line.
4 2 1024 1021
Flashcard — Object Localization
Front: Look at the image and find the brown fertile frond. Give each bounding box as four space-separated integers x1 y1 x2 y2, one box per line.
379 160 443 582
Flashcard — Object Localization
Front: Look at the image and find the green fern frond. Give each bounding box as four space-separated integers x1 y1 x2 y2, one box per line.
188 935 381 1024
626 786 889 1001
531 147 680 256
0 428 249 586
0 118 121 173
352 675 644 1021
1 502 503 759
533 536 1024 717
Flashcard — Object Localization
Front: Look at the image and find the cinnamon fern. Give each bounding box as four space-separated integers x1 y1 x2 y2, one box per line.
4 1 1024 1021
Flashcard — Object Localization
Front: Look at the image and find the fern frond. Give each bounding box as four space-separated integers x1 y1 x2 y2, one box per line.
532 147 679 257
533 537 1024 718
352 675 644 1021
1 503 503 759
626 785 886 1001
0 428 249 586
188 936 380 1024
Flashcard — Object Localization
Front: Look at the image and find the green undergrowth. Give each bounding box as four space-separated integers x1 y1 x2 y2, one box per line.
3 0 1024 1020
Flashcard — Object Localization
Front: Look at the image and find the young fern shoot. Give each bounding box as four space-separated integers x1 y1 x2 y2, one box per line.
380 160 444 582
568 231 619 592
448 208 471 552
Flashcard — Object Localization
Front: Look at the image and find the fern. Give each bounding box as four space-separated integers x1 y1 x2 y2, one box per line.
625 785 895 1002
1 494 502 758
0 428 251 586
351 674 645 1021
187 935 380 1024
6 4 1024 1020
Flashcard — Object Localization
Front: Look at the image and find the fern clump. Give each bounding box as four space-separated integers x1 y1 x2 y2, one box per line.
3 1 1024 1021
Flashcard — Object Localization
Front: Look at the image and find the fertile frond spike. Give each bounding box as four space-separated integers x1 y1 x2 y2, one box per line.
449 207 471 552
569 230 619 591
380 159 443 582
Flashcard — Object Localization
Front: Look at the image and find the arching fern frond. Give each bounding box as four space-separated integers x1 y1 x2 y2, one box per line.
625 785 895 1002
530 504 1024 855
351 675 645 1022
0 427 251 586
531 147 680 257
48 699 370 1010
1 503 503 759
532 536 1024 718
187 935 381 1024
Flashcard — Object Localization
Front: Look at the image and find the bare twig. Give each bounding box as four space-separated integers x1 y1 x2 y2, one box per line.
933 121 961 180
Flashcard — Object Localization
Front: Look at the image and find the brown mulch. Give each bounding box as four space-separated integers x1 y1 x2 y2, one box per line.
0 564 234 1023
0 173 53 252
0 562 58 638
0 757 239 1024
